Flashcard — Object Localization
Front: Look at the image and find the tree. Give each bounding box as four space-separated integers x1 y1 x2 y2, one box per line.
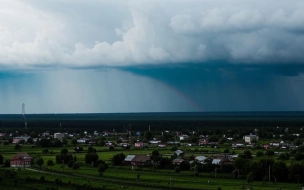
295 174 301 183
4 159 10 167
97 140 105 146
52 138 62 147
288 162 304 182
243 150 252 159
144 131 153 141
47 160 54 169
256 151 264 157
88 146 96 153
42 149 49 154
61 148 68 155
61 138 68 145
14 144 21 151
98 163 109 176
85 153 99 165
249 158 274 181
151 150 161 171
294 153 304 161
71 138 78 145
188 135 199 144
0 154 3 165
208 135 219 143
179 161 190 171
278 153 290 161
112 153 125 166
247 172 255 184
27 138 34 144
56 153 73 164
175 166 180 173
36 157 44 169
294 138 302 146
272 161 288 182
159 157 171 169
265 150 275 157
39 138 50 147
73 162 80 170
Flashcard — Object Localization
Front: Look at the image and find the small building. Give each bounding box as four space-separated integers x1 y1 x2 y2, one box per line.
124 155 136 165
158 142 167 148
172 158 185 165
212 157 233 165
232 143 244 148
178 135 188 141
195 155 207 163
199 139 208 146
175 150 184 157
10 152 32 168
124 155 151 166
149 140 160 144
244 135 259 143
12 136 30 144
135 142 148 148
212 158 222 165
77 138 89 144
270 142 280 147
54 133 64 140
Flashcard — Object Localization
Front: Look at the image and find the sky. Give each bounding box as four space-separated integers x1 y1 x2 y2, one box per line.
0 0 304 114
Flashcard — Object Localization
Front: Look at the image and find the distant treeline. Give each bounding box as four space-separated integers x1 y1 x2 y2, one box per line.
0 112 304 133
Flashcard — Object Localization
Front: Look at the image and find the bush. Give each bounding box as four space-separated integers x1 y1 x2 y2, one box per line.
194 171 199 176
61 148 68 154
67 160 74 168
109 146 114 150
40 176 45 182
85 153 99 165
42 149 49 154
0 154 3 164
112 153 125 166
4 159 10 167
171 146 178 151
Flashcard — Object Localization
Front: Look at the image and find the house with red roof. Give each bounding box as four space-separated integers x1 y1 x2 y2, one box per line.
10 152 32 168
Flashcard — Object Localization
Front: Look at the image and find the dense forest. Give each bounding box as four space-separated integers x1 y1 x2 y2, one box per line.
0 112 304 136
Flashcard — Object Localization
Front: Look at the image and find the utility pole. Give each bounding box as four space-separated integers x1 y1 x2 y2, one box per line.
269 165 270 182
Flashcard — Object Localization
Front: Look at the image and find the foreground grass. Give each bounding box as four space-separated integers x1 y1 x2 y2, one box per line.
0 166 299 190
0 144 301 190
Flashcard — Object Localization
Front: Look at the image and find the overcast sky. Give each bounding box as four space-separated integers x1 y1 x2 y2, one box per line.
0 0 304 114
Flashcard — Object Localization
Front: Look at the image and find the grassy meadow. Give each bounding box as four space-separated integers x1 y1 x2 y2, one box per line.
0 142 301 190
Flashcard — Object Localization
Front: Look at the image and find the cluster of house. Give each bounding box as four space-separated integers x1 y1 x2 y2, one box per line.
122 149 235 168
8 150 235 170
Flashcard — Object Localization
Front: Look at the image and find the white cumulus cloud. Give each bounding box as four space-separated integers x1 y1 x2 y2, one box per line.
0 0 304 69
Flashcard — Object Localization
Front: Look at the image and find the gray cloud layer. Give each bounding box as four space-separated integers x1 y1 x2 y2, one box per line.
0 0 304 69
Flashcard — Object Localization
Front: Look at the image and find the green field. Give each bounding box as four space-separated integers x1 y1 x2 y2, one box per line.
0 143 302 190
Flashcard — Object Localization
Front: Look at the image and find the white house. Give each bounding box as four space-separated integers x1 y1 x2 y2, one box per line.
244 135 259 143
54 133 64 140
77 138 89 144
195 155 207 163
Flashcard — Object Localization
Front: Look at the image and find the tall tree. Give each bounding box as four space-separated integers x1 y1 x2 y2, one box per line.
112 153 125 166
98 163 109 176
47 160 54 169
36 157 44 169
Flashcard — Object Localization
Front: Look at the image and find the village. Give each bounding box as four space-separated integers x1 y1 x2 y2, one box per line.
0 117 303 190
